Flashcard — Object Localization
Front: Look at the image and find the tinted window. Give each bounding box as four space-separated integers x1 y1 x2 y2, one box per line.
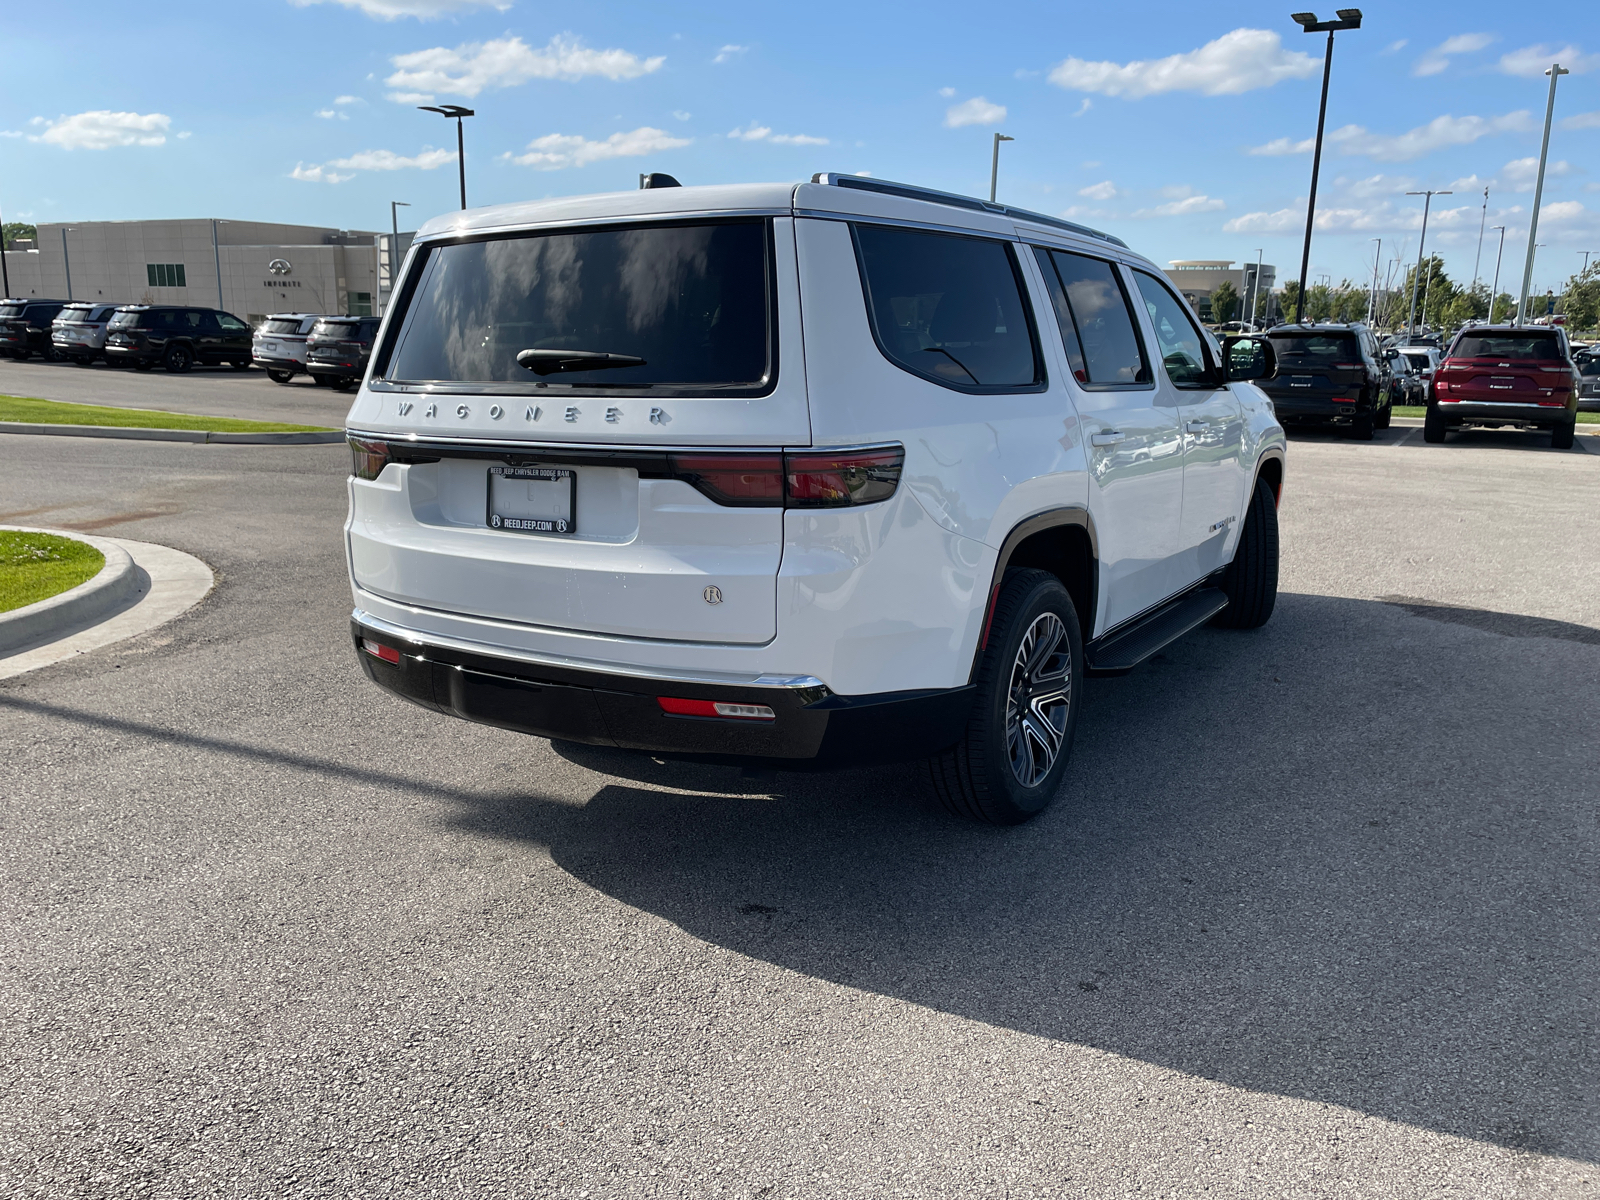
1133 272 1211 386
1269 332 1361 366
854 224 1039 389
1033 248 1148 386
217 314 248 331
1450 332 1565 361
0 304 24 319
58 308 94 325
388 220 772 391
313 319 361 339
260 318 304 336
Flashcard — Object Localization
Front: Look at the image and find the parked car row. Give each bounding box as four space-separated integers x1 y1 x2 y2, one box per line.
0 298 381 386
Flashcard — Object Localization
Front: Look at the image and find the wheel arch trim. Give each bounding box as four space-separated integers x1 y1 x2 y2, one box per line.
970 506 1098 682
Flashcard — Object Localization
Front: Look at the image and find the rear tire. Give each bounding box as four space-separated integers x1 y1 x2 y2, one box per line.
311 374 333 388
1552 419 1576 450
230 360 251 371
163 344 194 374
928 569 1082 825
1423 404 1447 443
1212 475 1279 630
1375 400 1392 430
1349 411 1375 440
266 369 293 385
133 361 154 372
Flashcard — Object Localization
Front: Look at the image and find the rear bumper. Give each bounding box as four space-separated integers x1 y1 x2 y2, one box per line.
253 354 302 371
1262 389 1371 422
1435 400 1574 427
307 358 366 380
105 345 159 363
351 613 975 769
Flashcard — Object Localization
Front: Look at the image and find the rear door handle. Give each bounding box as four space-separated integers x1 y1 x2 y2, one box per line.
1184 420 1209 433
1089 431 1126 447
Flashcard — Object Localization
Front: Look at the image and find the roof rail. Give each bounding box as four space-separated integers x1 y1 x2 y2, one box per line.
810 172 1128 248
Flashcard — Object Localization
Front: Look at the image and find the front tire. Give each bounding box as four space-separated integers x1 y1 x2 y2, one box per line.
1423 404 1447 443
929 569 1083 825
1213 475 1279 630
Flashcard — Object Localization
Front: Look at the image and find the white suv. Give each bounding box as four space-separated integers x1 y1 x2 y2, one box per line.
344 175 1285 823
51 302 123 365
253 313 320 383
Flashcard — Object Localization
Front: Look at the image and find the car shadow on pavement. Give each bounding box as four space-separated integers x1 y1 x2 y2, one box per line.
446 591 1600 1163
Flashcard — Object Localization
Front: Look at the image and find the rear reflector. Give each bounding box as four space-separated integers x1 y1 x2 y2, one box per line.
361 637 400 664
657 697 775 721
348 436 391 481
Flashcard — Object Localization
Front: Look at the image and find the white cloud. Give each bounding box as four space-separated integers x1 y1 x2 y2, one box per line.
1413 33 1494 77
314 108 347 120
1501 156 1572 191
728 122 826 145
328 147 456 170
1247 135 1315 156
1223 199 1491 235
944 96 1006 128
1540 200 1586 222
671 110 691 121
1132 195 1228 219
1072 98 1092 117
291 162 355 184
1330 111 1535 162
0 130 22 139
508 126 689 169
938 86 956 98
1560 111 1600 130
386 34 664 101
31 110 171 150
1049 28 1316 98
1448 173 1492 192
334 95 363 106
1078 180 1118 201
713 45 748 64
1498 44 1600 77
288 0 509 18
1381 39 1408 56
1340 173 1415 199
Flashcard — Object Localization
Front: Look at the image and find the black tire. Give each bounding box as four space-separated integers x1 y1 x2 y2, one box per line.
133 361 154 372
1552 419 1575 450
310 374 333 388
1375 400 1392 429
1423 403 1447 443
1349 411 1375 440
163 344 194 374
230 360 251 371
71 355 94 367
9 349 29 361
1212 475 1279 630
266 369 293 385
928 569 1083 825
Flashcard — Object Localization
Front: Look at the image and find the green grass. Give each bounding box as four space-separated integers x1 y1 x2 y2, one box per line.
1392 405 1599 423
0 395 333 433
0 531 105 613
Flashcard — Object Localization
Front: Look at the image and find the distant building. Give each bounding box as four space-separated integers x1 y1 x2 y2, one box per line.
1163 260 1278 323
0 218 415 325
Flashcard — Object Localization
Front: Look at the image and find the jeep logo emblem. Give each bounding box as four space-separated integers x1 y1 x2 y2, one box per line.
267 259 292 276
702 585 723 605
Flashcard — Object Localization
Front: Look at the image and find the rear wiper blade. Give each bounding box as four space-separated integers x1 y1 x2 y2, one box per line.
516 348 646 376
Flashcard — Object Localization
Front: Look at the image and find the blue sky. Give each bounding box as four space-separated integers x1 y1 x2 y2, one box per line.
3 0 1597 294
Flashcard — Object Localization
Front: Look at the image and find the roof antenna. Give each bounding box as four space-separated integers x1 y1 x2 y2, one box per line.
639 172 682 189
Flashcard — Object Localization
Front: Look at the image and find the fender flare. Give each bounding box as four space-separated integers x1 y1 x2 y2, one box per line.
1253 448 1286 505
970 507 1099 681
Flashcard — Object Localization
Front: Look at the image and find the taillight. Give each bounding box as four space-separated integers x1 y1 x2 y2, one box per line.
1334 363 1365 370
657 696 775 721
669 454 785 506
786 447 904 507
361 637 400 664
348 436 390 481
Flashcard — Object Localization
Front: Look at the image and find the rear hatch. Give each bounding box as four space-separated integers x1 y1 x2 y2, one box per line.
1264 331 1366 401
306 318 372 369
346 213 813 645
1437 331 1573 406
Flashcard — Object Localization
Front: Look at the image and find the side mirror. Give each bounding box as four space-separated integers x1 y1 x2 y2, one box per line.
1222 335 1276 383
1385 347 1400 359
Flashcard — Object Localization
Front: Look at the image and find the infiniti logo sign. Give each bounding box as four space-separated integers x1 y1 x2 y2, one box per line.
267 259 292 275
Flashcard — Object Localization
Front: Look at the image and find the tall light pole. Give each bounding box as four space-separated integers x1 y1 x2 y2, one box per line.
1404 189 1450 338
988 133 1014 204
60 227 73 302
1488 225 1507 321
211 219 229 309
1515 63 1569 325
1246 247 1264 329
1580 250 1596 275
0 204 10 298
419 105 475 210
1289 8 1363 324
1471 186 1489 293
1367 237 1381 324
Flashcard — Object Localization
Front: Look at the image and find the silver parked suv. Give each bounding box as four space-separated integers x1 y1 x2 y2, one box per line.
52 303 124 365
253 313 321 383
343 175 1286 823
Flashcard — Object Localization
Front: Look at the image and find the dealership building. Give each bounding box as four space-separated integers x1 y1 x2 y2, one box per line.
1163 260 1279 323
0 219 415 326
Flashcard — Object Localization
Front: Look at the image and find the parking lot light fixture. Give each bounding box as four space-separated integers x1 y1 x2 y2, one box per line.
1288 8 1362 325
1404 190 1449 337
1514 63 1568 325
989 134 1014 204
419 105 475 210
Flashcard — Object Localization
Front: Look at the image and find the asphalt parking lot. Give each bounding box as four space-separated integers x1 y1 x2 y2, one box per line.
1 421 1597 1198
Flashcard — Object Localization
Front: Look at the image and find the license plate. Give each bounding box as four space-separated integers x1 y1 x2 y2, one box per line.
259 341 278 353
1288 375 1314 388
487 466 575 536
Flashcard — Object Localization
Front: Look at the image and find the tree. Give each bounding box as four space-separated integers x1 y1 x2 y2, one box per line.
1280 280 1302 323
1490 292 1515 323
2 222 36 249
1393 255 1457 331
1558 263 1600 333
1211 280 1239 323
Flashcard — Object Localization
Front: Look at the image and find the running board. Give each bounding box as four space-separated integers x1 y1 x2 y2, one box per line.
1084 588 1229 675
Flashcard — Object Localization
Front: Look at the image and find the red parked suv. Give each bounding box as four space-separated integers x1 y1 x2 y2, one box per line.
1426 326 1580 448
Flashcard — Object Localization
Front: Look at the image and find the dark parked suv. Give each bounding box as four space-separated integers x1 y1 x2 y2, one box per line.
104 306 254 373
1261 322 1395 439
0 299 68 360
305 316 382 391
1426 325 1580 448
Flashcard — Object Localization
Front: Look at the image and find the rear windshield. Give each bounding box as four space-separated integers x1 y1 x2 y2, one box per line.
109 310 157 329
1450 332 1565 361
57 308 96 324
313 319 364 339
1268 333 1360 365
1577 354 1600 376
385 220 772 392
260 318 306 336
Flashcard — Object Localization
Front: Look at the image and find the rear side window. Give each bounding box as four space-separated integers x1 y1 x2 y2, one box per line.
385 219 773 393
1133 271 1212 387
853 224 1041 391
1033 248 1149 386
1270 333 1361 365
261 318 303 336
1450 332 1565 360
217 314 248 331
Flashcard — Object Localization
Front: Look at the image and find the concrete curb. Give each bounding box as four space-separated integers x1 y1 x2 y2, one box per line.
0 421 342 444
0 528 144 654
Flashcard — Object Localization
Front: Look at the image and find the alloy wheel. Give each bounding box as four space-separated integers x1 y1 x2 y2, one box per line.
1005 611 1072 788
